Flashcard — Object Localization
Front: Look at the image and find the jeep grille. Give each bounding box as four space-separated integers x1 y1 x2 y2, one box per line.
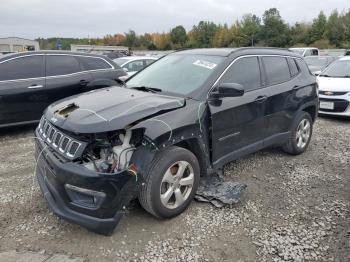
38 117 84 159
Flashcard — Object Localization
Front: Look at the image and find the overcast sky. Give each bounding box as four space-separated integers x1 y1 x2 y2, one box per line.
0 0 348 39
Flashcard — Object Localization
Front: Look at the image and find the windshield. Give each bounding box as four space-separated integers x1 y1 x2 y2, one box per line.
304 57 329 67
320 60 350 77
113 58 130 66
126 54 224 95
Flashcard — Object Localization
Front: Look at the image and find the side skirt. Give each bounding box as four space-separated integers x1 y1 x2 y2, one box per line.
212 131 290 170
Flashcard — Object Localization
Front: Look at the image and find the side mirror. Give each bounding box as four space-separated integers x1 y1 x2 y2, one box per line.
123 67 129 72
210 83 244 99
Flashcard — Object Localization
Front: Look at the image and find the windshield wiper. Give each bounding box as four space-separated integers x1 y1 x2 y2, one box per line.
319 74 330 77
130 86 162 93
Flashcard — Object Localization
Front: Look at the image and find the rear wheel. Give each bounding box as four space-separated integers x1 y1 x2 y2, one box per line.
282 112 313 155
138 146 200 218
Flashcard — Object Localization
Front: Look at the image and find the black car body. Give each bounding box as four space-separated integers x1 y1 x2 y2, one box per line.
0 51 126 127
35 48 318 235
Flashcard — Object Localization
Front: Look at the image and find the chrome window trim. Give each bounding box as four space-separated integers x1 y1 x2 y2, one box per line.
207 54 303 98
0 53 115 83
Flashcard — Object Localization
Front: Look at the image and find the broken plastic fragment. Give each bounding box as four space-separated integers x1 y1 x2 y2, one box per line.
195 174 247 208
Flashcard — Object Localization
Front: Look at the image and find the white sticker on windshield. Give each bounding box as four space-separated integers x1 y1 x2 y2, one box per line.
193 60 217 70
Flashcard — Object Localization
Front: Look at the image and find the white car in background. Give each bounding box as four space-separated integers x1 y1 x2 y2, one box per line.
317 56 350 117
114 56 158 80
290 47 319 57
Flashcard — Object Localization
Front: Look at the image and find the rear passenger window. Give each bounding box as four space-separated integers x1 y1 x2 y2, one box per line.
79 57 112 70
288 58 299 77
220 57 261 92
46 55 81 76
0 55 44 81
262 57 290 85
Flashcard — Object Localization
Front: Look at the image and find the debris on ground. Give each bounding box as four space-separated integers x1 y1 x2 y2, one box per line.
195 173 247 207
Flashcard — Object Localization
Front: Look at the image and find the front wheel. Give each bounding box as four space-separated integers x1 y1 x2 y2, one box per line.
282 112 313 155
138 146 200 218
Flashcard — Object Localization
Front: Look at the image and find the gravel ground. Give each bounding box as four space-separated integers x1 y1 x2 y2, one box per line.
0 117 349 261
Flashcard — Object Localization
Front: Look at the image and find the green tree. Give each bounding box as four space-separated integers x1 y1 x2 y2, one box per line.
324 10 346 47
309 11 327 43
260 8 289 47
240 14 261 46
290 22 312 46
170 25 187 48
190 21 218 48
124 30 138 48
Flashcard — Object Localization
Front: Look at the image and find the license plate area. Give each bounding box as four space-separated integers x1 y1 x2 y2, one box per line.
320 101 334 110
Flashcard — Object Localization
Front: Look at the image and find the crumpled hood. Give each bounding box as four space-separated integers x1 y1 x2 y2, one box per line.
45 86 185 133
317 76 350 92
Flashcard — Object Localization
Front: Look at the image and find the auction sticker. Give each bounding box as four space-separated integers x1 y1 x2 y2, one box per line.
193 60 217 70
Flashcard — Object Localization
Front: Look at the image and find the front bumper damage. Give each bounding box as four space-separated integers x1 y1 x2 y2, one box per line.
35 128 140 235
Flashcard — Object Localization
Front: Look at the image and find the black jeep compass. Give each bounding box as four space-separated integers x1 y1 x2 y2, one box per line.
35 48 318 235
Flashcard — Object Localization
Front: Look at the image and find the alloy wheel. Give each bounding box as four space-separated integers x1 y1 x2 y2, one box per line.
296 118 311 149
160 161 194 209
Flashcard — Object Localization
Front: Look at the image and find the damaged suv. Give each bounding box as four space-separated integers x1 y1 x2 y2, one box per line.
35 48 318 235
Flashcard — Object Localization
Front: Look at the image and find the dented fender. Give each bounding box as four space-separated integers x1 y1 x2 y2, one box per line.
131 99 212 172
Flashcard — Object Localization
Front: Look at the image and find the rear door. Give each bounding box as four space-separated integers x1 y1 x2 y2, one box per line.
44 54 93 105
0 55 45 125
79 56 120 88
209 56 268 167
262 56 300 138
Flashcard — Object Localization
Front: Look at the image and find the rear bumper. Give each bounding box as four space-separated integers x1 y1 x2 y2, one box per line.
35 128 139 235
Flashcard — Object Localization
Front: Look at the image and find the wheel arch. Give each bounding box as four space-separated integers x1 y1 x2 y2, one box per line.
173 138 209 176
300 102 318 122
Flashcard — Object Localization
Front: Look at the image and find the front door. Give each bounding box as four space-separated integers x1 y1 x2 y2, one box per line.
0 55 46 125
209 56 268 167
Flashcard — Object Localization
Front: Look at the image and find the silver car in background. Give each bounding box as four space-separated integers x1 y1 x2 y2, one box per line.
114 56 158 80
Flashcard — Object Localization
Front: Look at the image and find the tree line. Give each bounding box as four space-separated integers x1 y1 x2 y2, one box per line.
37 8 350 51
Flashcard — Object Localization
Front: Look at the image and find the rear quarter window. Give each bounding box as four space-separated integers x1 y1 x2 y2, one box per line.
287 58 300 77
262 56 291 85
79 56 112 70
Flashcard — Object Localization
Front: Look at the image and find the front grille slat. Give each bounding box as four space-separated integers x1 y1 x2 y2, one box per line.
38 118 83 159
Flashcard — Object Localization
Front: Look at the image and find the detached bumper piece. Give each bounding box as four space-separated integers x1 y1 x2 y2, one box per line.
35 129 139 235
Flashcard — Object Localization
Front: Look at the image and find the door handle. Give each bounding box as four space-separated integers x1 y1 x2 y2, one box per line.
80 80 89 86
254 95 267 103
293 85 301 90
27 84 43 89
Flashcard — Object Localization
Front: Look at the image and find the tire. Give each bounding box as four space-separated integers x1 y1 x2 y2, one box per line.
138 146 200 218
282 111 313 155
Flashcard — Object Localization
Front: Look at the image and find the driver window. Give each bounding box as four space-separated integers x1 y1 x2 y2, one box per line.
219 57 261 92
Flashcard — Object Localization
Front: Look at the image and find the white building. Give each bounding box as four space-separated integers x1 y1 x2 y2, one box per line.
70 44 128 54
0 37 40 53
